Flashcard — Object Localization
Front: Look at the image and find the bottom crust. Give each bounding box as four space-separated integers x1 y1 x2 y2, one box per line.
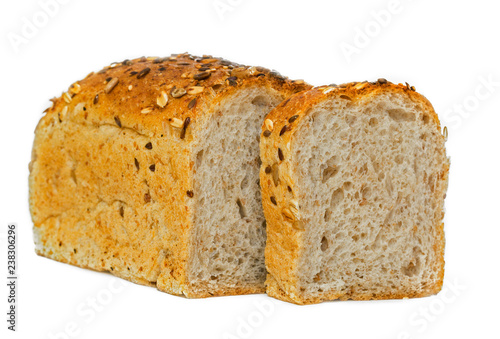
266 274 443 305
36 250 265 298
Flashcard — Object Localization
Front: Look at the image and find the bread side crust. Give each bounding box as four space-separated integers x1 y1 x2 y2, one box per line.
260 81 449 304
29 54 309 298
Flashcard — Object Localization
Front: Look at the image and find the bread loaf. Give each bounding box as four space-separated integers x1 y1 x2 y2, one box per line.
259 81 449 304
29 54 309 297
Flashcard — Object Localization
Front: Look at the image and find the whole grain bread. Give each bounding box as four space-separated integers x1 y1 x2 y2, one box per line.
29 53 309 297
260 80 449 304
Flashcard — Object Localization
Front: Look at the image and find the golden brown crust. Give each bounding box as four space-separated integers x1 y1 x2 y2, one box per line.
260 80 448 304
29 53 309 298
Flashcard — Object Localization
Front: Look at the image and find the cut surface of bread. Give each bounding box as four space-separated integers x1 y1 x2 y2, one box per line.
29 54 309 297
260 81 449 304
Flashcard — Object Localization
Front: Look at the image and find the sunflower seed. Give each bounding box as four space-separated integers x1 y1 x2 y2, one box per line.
187 86 204 95
270 196 277 205
377 78 387 84
180 117 191 139
264 119 274 131
193 71 211 80
93 94 99 104
278 148 284 161
137 67 151 79
279 125 287 136
188 98 197 109
170 118 184 128
263 130 271 137
157 91 168 108
141 107 153 114
63 92 72 103
171 87 187 98
288 115 299 123
114 116 122 128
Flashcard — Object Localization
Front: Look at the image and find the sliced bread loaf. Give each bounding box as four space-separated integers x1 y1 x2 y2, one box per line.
29 54 309 297
260 81 449 304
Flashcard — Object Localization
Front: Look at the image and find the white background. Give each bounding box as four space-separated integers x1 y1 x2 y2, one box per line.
1 0 499 338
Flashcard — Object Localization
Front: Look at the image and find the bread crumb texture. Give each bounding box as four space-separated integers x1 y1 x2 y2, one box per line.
260 80 449 304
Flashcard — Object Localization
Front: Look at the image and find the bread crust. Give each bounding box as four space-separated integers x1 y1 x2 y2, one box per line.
29 53 309 298
260 80 449 304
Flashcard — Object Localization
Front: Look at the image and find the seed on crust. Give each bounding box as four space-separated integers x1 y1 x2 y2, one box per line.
134 158 140 170
377 78 388 84
288 115 299 123
271 163 279 186
128 85 133 91
187 190 194 198
144 193 151 203
282 208 294 221
443 126 448 141
180 117 191 139
187 86 204 95
264 119 274 131
105 77 119 94
279 125 287 136
340 94 352 100
193 71 211 80
278 148 284 161
270 196 277 205
63 92 72 103
137 67 151 79
70 83 81 94
170 117 184 128
93 94 99 104
157 91 168 108
226 76 237 86
114 116 122 128
292 220 305 230
145 142 153 150
141 107 153 114
265 166 272 174
188 98 197 109
149 164 155 172
263 130 271 137
171 87 187 98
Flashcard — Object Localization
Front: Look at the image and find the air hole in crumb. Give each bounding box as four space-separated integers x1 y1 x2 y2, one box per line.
236 199 247 218
343 181 353 190
240 173 249 190
331 188 344 205
387 108 414 122
251 95 269 107
422 114 430 124
196 150 204 168
369 117 378 126
395 155 404 164
321 237 328 251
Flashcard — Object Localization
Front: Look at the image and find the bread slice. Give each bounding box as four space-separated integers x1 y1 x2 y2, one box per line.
29 54 309 297
260 81 449 304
